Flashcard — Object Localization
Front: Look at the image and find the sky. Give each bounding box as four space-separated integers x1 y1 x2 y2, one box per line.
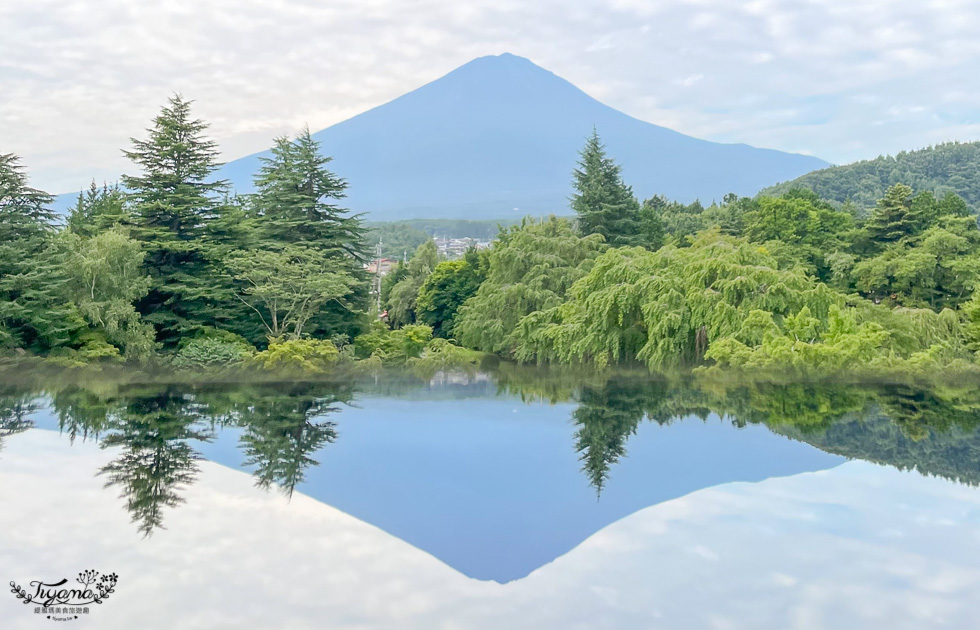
3 0 980 195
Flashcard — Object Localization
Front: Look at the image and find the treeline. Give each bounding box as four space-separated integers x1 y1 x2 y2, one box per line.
1 95 370 368
759 141 980 212
378 130 980 377
6 106 980 378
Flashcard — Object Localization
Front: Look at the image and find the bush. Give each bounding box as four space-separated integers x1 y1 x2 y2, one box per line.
252 338 341 372
353 322 433 363
173 329 255 369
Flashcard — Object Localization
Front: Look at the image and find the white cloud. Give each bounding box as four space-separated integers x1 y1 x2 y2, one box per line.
2 0 980 193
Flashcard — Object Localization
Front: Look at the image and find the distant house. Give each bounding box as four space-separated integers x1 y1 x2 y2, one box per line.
364 258 398 275
434 237 491 259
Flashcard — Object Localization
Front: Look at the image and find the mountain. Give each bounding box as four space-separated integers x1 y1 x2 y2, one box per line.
759 141 980 212
54 53 829 220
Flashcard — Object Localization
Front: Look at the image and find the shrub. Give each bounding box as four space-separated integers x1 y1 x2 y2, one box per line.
173 332 256 370
252 338 341 372
353 322 433 363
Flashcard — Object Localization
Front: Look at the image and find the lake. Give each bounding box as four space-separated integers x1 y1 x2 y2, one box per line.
1 370 979 628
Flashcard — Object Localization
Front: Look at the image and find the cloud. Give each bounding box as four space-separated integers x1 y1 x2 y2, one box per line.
2 0 980 193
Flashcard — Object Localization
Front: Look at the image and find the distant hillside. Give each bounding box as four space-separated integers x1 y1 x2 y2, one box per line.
759 141 980 211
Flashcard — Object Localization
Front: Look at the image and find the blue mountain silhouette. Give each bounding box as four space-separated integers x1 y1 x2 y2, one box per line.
218 53 828 220
54 53 827 219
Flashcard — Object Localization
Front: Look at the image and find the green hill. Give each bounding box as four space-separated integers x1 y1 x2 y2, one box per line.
759 141 980 211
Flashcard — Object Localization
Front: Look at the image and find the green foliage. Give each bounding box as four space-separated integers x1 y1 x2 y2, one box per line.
455 216 606 355
353 322 433 363
365 223 431 261
415 248 488 338
248 127 368 340
571 129 659 248
646 194 751 243
63 227 155 361
385 240 438 327
848 185 980 309
173 331 255 370
759 141 980 212
224 246 357 341
251 338 342 372
67 183 133 237
122 94 229 345
514 230 843 370
0 153 76 353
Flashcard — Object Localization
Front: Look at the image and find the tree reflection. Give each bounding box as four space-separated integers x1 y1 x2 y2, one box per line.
573 380 664 496
0 390 36 457
234 384 352 498
96 389 213 537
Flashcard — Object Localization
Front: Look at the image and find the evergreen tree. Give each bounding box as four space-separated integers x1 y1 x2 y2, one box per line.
865 184 922 243
250 128 368 338
571 129 650 247
67 182 133 237
0 153 75 352
121 95 229 345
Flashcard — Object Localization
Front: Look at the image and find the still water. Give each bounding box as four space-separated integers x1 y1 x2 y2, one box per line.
1 371 979 628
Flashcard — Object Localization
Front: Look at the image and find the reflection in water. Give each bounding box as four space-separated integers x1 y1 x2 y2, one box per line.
4 371 980 540
98 389 214 536
235 385 350 496
0 388 36 456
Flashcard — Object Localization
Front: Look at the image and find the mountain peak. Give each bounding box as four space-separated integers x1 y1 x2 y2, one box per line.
190 55 830 221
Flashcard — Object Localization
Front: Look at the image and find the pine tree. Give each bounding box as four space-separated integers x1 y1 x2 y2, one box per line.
865 183 919 243
0 153 75 352
67 182 134 237
570 129 649 247
121 95 229 345
249 128 368 338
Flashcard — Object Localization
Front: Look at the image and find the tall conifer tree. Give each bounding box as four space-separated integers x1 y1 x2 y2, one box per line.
570 129 654 247
122 95 229 344
0 153 74 351
250 128 368 338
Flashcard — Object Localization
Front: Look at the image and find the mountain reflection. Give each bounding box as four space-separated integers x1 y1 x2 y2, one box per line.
4 371 980 537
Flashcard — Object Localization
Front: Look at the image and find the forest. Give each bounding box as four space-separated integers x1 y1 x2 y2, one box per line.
759 140 980 211
3 96 980 380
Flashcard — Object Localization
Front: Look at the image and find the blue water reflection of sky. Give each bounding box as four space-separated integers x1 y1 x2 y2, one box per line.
30 396 844 582
2 428 979 630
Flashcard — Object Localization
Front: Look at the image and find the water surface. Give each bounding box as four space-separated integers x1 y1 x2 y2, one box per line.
1 372 979 628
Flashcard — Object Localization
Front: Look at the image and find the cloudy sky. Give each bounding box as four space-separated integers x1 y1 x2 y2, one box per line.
3 0 980 194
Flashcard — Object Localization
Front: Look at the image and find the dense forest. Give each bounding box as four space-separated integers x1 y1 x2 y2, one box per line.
759 141 980 212
3 98 980 379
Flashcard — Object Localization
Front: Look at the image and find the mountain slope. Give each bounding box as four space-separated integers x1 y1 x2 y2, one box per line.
759 141 980 211
53 54 828 219
216 53 827 220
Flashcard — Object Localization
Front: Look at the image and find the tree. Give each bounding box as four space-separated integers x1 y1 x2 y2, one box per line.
386 239 438 327
514 230 842 369
865 184 920 244
236 385 344 497
415 248 488 338
455 216 605 355
250 128 368 338
122 95 229 345
64 228 155 360
0 153 75 352
571 129 652 247
67 182 133 237
98 391 213 536
225 246 356 341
